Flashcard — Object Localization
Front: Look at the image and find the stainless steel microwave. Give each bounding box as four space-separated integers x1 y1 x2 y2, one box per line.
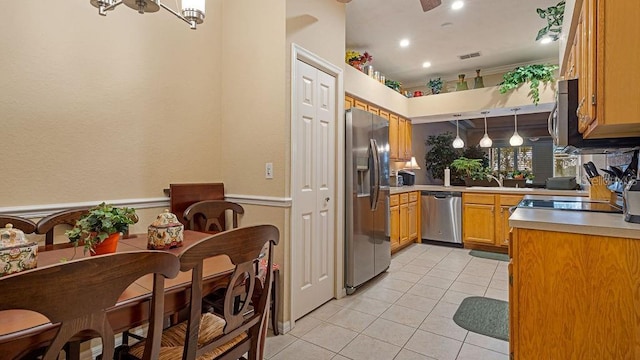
549 79 640 154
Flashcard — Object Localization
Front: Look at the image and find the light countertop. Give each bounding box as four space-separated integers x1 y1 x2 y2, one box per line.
509 195 640 239
389 185 588 197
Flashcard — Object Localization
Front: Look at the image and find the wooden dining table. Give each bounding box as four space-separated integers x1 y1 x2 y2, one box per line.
0 230 234 359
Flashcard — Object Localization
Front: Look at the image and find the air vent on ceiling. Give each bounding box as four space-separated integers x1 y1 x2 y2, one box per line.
458 52 481 60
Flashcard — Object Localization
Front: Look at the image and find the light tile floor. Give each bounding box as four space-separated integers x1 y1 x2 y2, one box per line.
264 243 510 360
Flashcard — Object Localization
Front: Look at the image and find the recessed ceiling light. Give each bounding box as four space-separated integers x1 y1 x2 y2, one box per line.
422 62 432 68
400 39 410 47
451 1 464 10
540 37 552 44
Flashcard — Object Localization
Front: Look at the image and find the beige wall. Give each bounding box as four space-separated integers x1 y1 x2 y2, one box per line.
221 0 287 198
0 0 224 207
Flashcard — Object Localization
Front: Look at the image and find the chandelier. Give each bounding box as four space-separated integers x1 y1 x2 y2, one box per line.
90 0 205 29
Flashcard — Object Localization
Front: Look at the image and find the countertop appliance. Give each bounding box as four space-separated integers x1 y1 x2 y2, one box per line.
397 170 415 186
421 191 462 245
549 79 640 154
623 179 640 223
517 199 623 214
345 108 391 295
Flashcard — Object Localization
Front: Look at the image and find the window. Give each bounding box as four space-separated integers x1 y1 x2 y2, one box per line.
490 146 533 174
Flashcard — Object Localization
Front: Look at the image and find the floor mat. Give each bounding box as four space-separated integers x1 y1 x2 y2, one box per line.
469 249 510 262
453 296 509 341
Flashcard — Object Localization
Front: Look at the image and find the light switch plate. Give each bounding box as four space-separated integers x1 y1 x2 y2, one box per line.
265 162 273 179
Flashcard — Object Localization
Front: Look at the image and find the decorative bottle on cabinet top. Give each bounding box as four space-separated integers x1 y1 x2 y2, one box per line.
474 69 485 89
456 74 468 91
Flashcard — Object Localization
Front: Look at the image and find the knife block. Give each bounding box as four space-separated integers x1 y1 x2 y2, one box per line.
589 176 616 202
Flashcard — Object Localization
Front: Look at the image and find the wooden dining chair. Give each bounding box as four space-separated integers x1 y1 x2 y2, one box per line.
0 251 180 360
183 201 281 335
35 208 90 249
0 215 37 234
126 224 279 360
183 200 245 234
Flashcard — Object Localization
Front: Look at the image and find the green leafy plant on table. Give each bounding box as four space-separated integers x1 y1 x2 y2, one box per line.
65 202 138 254
499 64 558 105
536 1 566 41
450 157 491 181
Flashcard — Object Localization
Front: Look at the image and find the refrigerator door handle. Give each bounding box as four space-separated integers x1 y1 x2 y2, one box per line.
369 138 380 211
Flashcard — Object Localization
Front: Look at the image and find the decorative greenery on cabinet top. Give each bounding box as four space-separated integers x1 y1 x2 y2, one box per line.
499 64 558 105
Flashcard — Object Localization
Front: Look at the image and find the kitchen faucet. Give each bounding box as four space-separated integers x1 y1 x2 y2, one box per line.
486 174 503 187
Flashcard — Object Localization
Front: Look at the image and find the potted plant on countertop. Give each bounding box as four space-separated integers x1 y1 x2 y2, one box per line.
450 157 494 187
65 202 138 256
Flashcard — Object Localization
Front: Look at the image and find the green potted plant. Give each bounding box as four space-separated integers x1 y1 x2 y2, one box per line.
65 202 138 255
427 78 443 94
535 1 565 41
450 157 493 186
498 64 558 105
384 79 402 92
424 132 462 184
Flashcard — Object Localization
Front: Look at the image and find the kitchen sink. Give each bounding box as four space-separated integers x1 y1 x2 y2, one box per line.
466 186 534 191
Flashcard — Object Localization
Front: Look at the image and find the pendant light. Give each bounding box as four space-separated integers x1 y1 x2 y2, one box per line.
479 110 492 148
452 114 464 149
509 108 524 147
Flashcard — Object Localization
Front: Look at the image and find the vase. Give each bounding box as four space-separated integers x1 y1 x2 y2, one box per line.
456 74 468 91
91 232 120 256
350 61 363 71
474 69 484 89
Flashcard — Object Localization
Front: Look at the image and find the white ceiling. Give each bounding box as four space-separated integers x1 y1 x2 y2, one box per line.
346 0 561 89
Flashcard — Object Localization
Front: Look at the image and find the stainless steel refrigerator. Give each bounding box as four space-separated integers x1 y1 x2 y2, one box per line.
345 108 391 295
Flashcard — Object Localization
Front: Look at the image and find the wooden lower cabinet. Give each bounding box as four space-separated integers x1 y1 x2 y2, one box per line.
390 191 420 254
510 228 640 359
462 193 523 252
390 195 400 251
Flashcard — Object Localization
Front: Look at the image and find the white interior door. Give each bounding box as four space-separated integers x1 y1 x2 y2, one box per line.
292 59 336 321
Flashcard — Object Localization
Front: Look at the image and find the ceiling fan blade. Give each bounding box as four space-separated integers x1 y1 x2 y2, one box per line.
420 0 442 12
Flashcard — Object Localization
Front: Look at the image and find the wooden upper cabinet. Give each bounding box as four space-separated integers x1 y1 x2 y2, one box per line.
573 0 640 138
354 99 367 111
389 114 399 160
379 110 390 122
404 120 412 161
345 95 354 110
398 118 407 161
367 104 379 116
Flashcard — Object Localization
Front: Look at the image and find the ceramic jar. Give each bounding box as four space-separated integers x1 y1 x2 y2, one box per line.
0 224 38 277
147 210 184 250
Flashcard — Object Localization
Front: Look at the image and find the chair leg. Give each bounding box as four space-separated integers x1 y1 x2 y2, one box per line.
271 268 280 335
65 341 81 360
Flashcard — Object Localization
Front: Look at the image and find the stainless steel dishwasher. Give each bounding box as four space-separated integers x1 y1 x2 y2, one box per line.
421 191 462 245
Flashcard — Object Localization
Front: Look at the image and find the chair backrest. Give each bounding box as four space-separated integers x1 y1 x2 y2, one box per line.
0 215 37 234
0 251 180 360
183 200 244 233
169 183 225 228
178 225 279 360
35 208 90 247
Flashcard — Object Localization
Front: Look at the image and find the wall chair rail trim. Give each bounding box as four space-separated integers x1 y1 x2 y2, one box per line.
0 197 170 218
224 194 292 208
